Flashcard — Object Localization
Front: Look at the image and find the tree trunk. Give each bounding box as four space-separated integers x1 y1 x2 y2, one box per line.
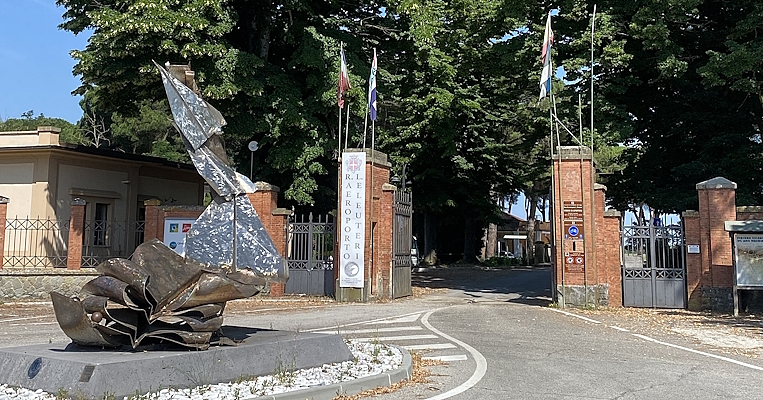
463 216 477 262
526 195 538 264
486 223 497 259
423 211 437 265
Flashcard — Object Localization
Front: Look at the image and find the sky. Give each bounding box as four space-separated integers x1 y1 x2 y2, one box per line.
0 0 91 123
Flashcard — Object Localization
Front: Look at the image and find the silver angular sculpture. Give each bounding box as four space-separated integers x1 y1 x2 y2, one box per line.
50 62 288 350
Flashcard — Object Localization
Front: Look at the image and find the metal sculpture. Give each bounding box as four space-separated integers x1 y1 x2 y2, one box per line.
50 62 288 350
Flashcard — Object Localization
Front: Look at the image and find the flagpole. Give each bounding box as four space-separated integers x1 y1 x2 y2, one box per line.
363 110 369 149
345 102 350 149
590 4 598 307
369 48 377 292
337 44 344 283
548 25 567 309
339 106 343 154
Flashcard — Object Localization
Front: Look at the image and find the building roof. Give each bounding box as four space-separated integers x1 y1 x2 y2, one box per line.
0 126 196 171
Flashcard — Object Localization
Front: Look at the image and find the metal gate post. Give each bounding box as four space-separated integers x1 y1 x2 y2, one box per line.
649 222 657 308
307 212 314 270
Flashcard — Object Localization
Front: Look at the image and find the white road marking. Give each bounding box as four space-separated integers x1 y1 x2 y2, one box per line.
610 326 629 332
632 334 763 371
547 308 602 324
366 313 422 324
303 309 439 332
314 326 423 335
353 334 439 342
0 316 48 323
424 354 468 362
402 343 457 351
421 311 488 400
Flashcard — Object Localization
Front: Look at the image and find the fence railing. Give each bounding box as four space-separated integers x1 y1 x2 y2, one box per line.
2 218 144 269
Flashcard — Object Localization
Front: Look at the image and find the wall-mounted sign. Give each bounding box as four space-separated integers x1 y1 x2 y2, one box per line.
163 218 195 256
562 201 585 272
340 151 366 288
564 251 585 273
734 234 763 287
687 244 700 254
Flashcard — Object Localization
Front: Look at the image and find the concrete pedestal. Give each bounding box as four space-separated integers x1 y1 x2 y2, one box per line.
0 327 352 399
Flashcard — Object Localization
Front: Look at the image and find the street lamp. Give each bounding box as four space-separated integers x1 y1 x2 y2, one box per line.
248 140 259 181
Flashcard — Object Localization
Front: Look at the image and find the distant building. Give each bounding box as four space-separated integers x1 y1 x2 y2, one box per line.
0 126 204 266
495 212 551 261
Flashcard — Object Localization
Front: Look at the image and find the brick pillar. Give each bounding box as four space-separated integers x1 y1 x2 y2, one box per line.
67 198 86 270
696 177 737 310
593 184 623 307
552 146 597 307
247 182 289 297
0 196 8 270
602 210 622 306
683 210 702 310
143 199 162 243
379 183 396 299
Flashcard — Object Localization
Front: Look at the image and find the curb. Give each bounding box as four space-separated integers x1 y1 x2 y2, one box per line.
249 346 413 400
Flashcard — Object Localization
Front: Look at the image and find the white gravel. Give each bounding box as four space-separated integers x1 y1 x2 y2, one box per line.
0 340 403 400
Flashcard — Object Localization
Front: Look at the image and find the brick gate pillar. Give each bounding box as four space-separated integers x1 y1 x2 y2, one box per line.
683 210 702 310
552 146 603 307
247 182 291 297
696 177 737 310
0 196 8 270
594 185 623 307
67 198 86 270
143 199 162 242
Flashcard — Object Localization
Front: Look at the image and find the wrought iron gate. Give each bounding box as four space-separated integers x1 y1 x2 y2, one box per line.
285 213 335 296
621 221 686 308
392 191 413 298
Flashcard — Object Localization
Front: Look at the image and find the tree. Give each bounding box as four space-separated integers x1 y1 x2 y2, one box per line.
377 0 553 261
553 0 763 213
57 0 389 209
0 111 85 144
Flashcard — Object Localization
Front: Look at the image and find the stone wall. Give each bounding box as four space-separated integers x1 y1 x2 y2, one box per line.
0 268 98 301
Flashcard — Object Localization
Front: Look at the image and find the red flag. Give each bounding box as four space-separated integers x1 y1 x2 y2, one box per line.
338 44 351 108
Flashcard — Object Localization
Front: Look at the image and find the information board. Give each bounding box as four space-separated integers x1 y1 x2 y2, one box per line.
734 234 763 287
562 201 585 273
163 218 195 257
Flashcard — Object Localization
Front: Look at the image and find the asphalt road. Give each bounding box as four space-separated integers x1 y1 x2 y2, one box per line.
3 266 763 399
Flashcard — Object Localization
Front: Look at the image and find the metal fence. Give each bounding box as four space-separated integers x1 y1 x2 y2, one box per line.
285 212 335 296
2 218 144 268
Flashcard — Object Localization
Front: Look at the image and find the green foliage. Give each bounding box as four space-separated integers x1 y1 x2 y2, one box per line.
484 255 521 267
554 0 763 213
51 0 763 254
0 111 84 144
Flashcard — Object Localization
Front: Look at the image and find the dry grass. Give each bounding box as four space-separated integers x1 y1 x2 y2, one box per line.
571 306 763 358
332 352 445 400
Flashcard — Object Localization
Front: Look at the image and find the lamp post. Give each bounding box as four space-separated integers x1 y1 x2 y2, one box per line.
248 141 259 181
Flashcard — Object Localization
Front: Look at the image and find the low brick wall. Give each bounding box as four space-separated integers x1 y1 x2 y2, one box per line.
0 268 98 301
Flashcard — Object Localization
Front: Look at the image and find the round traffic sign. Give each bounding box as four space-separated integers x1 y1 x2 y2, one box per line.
568 225 579 236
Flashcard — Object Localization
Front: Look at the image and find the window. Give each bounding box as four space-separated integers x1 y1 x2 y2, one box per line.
93 203 109 246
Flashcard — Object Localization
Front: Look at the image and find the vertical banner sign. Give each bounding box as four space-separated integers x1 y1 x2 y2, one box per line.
562 201 585 273
340 151 366 288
